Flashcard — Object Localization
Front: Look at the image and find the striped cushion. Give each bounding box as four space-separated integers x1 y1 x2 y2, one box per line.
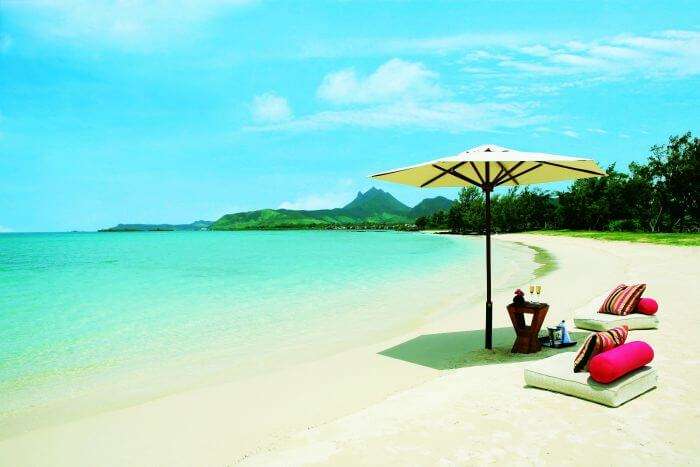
598 284 646 315
573 325 629 373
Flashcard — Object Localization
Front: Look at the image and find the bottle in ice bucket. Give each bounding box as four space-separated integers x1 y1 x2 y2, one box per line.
558 320 571 344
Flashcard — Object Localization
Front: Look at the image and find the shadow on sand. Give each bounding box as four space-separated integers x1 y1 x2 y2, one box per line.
379 327 589 370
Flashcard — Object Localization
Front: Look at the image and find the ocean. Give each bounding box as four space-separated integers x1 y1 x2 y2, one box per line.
0 230 535 436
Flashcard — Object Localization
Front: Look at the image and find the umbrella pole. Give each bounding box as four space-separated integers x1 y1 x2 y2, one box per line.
484 165 493 350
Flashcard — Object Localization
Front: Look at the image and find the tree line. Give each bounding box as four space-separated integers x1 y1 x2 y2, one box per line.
415 132 699 234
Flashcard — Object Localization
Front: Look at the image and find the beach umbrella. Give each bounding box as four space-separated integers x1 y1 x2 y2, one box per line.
370 144 606 349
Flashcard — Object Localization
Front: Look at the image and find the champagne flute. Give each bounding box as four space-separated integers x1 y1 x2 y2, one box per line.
535 285 542 303
529 284 535 303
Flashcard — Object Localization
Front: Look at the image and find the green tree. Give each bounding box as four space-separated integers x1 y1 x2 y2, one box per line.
639 132 699 231
556 164 640 230
430 210 447 228
448 186 484 234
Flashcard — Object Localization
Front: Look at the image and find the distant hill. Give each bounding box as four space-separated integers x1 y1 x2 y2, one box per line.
99 220 213 232
210 208 356 230
99 188 454 232
210 188 453 231
409 196 455 218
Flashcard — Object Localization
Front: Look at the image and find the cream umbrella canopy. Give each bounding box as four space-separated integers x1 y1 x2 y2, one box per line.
370 144 606 350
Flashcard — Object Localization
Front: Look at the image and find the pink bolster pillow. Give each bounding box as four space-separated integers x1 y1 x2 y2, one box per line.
589 341 654 384
636 297 658 315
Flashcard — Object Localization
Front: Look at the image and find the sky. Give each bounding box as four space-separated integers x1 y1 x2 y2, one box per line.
1 1 698 232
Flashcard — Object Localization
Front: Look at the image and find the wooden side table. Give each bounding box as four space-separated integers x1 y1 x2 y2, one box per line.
507 302 549 354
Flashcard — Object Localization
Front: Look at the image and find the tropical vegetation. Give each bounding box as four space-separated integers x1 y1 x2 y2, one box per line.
418 132 699 236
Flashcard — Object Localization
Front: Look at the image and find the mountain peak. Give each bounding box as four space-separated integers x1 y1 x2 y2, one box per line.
343 187 410 214
353 187 384 201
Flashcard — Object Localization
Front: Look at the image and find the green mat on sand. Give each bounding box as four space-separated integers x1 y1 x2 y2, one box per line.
379 327 589 370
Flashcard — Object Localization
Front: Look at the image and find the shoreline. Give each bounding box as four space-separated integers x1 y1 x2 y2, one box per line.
4 234 696 465
431 231 558 279
0 234 544 465
0 232 534 441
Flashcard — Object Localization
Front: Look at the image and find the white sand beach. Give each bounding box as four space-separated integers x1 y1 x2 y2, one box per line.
1 234 698 466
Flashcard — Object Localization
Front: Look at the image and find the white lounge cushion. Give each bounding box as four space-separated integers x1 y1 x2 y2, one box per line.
573 293 659 331
574 310 659 331
524 352 658 407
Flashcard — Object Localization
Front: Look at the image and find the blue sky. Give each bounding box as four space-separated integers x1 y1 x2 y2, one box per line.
1 1 698 231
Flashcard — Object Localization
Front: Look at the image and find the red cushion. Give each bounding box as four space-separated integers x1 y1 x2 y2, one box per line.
636 297 658 315
589 341 654 384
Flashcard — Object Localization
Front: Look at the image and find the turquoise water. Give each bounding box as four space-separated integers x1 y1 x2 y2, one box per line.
0 231 534 436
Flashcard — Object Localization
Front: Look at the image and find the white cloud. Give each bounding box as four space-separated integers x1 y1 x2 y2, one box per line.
278 191 354 210
251 93 292 123
587 45 643 60
0 226 13 233
519 45 552 57
497 60 564 75
251 30 699 134
317 59 444 104
316 30 699 88
499 30 700 79
3 0 254 50
550 53 609 69
463 50 511 62
531 126 584 139
253 58 544 133
249 100 545 133
446 29 700 101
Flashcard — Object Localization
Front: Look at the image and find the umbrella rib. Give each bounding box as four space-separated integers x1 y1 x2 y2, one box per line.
469 161 485 184
538 161 606 176
428 164 483 188
493 161 525 185
495 163 543 186
372 167 404 177
498 161 522 185
420 161 468 188
492 165 505 185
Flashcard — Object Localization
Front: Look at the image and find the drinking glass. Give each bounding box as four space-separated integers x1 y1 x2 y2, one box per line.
536 285 542 303
529 284 535 302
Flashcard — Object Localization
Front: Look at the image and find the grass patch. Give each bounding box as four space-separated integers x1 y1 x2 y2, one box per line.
514 242 557 278
530 230 700 246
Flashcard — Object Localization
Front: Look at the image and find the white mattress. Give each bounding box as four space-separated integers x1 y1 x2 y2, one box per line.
574 311 659 331
524 352 658 407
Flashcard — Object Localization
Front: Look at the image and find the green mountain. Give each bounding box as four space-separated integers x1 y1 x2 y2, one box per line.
210 208 356 230
409 196 455 218
342 187 410 217
210 188 453 231
99 220 213 232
